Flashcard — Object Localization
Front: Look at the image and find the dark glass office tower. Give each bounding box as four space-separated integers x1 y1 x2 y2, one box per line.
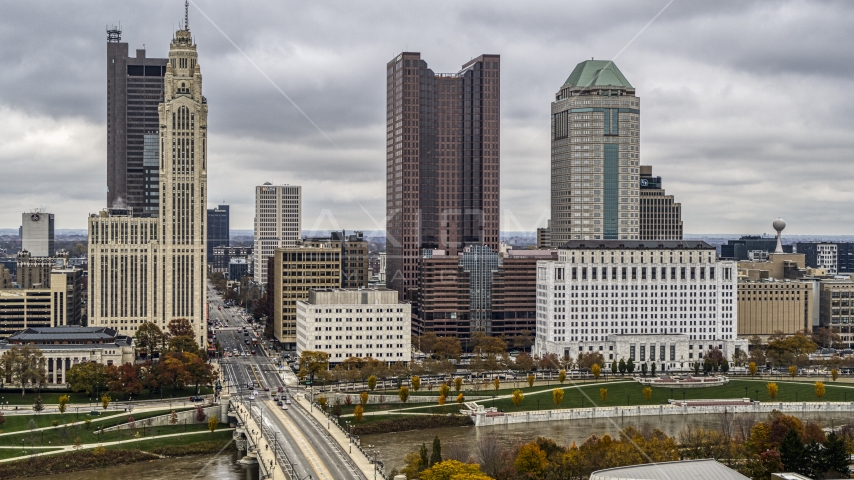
207 205 230 263
107 26 167 216
385 52 501 300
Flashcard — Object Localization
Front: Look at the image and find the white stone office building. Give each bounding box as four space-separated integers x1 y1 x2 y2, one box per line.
21 211 55 257
88 17 207 346
254 183 301 286
296 288 411 364
533 241 746 371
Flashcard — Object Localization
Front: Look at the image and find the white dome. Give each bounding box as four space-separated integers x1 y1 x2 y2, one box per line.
772 218 786 232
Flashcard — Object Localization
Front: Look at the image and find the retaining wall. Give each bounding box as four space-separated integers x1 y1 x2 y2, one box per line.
100 405 220 432
474 401 854 427
324 393 492 405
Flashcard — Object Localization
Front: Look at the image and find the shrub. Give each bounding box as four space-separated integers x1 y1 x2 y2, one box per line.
195 405 207 422
58 395 70 414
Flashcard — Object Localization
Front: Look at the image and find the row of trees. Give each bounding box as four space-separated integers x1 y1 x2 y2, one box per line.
416 331 533 360
393 411 853 480
66 350 215 399
135 318 206 359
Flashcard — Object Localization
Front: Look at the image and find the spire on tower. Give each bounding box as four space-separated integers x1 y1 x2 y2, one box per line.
184 0 189 31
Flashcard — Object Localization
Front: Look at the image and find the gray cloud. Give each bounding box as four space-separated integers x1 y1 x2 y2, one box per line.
1 0 853 235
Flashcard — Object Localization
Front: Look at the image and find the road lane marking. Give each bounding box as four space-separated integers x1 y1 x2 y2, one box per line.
265 400 335 480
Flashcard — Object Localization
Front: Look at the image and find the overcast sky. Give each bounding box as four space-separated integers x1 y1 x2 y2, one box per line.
1 0 852 234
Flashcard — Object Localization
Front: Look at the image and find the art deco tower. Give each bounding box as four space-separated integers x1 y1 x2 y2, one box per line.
89 7 207 346
159 17 208 324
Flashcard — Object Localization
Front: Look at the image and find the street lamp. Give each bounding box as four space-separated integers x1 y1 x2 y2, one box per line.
536 399 540 411
627 395 630 406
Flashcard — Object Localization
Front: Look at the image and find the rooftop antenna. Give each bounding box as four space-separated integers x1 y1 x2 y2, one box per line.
184 0 189 31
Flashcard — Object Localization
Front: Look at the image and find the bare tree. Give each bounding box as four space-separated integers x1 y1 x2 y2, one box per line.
716 408 734 441
732 413 757 443
443 439 470 463
475 434 508 479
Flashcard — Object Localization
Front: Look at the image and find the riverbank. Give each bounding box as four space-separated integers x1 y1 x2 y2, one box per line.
0 430 235 479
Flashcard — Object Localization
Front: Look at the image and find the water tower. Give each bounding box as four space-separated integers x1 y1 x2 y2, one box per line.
773 218 786 254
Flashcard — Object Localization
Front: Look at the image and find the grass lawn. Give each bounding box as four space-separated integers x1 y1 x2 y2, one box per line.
105 429 233 452
0 447 62 460
334 379 854 418
363 377 623 398
0 386 214 406
0 421 215 448
0 407 193 434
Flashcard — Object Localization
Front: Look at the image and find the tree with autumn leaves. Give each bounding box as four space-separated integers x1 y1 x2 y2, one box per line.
66 349 215 399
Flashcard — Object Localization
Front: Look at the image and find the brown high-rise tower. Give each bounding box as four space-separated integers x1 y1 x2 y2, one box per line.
385 52 501 300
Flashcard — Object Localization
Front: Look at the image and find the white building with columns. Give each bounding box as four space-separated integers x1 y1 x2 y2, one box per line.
0 327 134 386
533 241 746 371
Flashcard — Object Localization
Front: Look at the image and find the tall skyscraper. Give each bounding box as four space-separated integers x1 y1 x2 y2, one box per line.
385 52 501 300
550 60 640 246
254 184 301 286
89 11 207 345
21 211 55 257
107 27 168 216
639 166 682 240
206 205 229 263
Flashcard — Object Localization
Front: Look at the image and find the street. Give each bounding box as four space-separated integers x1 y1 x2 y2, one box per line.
208 284 363 480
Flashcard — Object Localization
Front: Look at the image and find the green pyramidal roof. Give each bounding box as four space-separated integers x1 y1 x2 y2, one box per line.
563 60 632 88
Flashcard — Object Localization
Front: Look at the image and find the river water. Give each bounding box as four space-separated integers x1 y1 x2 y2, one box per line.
22 412 852 478
361 411 853 473
27 448 258 480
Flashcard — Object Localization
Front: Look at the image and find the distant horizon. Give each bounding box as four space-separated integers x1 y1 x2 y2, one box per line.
2 227 854 241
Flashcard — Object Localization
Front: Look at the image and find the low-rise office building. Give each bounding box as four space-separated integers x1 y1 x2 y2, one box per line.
413 247 557 346
296 288 411 364
737 280 811 339
0 270 84 337
533 241 746 369
271 234 370 348
819 280 854 348
211 246 252 274
228 258 249 281
797 242 854 275
0 327 134 384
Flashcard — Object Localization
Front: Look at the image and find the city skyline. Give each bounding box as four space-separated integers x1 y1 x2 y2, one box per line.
2 1 854 234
